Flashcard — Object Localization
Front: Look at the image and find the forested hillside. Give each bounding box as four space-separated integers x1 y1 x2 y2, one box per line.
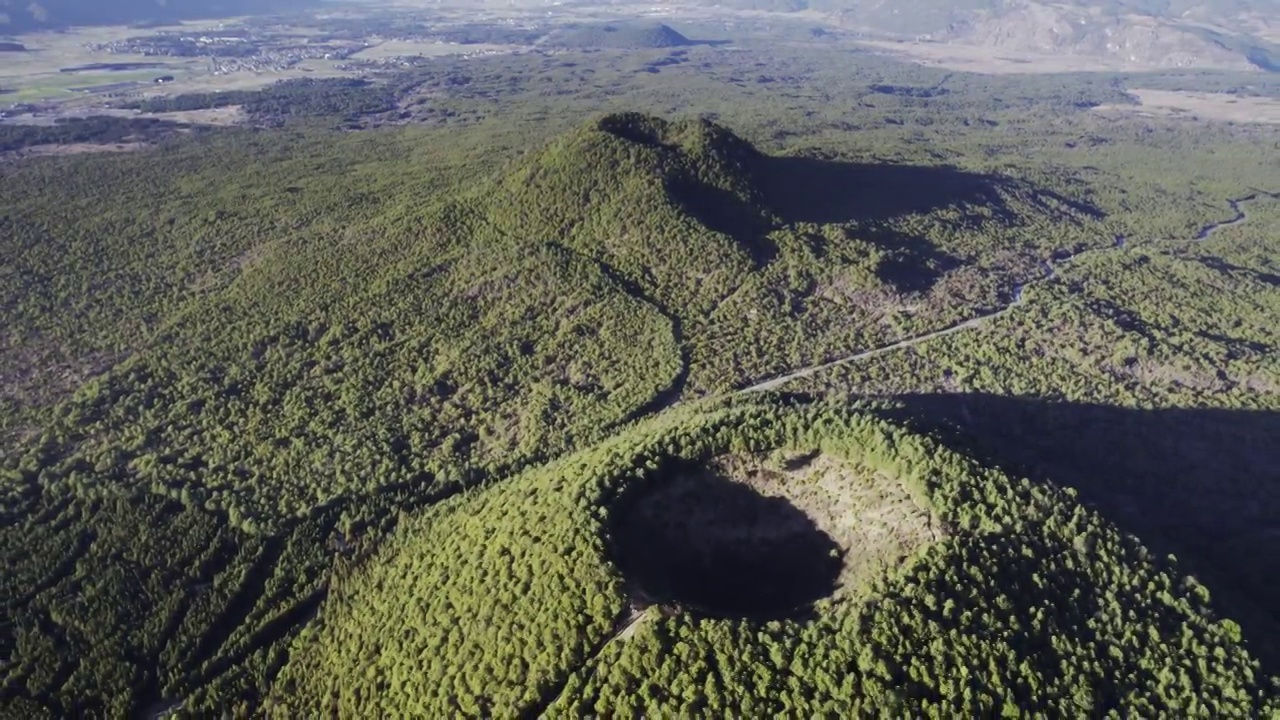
799 192 1280 667
0 111 1111 529
2 33 1280 716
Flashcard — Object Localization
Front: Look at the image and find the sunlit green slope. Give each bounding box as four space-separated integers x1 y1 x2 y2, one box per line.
271 399 1276 718
7 108 1252 717
4 113 1103 531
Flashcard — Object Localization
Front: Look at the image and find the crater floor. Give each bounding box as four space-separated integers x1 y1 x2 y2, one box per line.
608 451 942 618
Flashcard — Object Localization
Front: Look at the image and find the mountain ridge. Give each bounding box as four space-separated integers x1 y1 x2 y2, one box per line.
711 0 1280 70
542 21 696 50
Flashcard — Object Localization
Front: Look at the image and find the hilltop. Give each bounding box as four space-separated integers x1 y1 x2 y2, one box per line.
0 112 1105 526
543 22 696 50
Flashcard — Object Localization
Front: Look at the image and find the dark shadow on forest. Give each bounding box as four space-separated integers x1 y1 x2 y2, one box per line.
754 155 1019 226
883 392 1280 674
668 178 778 266
608 459 842 619
1189 255 1280 287
867 228 964 294
750 155 1102 292
752 155 1104 227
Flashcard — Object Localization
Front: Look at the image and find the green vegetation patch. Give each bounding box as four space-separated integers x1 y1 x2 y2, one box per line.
2 112 1107 531
126 77 404 121
270 400 1274 718
0 116 198 152
0 487 331 718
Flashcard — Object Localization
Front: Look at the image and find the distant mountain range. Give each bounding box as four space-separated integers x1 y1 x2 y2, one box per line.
3 0 1277 72
716 0 1280 70
720 0 1280 33
0 0 315 33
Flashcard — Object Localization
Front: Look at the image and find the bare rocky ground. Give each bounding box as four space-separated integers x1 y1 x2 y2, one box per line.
1095 89 1280 125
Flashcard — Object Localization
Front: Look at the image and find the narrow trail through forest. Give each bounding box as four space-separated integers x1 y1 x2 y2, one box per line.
739 192 1275 394
521 605 647 719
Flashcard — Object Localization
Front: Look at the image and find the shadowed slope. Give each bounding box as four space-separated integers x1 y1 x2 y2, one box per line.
888 393 1280 673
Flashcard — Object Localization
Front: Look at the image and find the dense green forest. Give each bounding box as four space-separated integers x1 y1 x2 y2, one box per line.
2 35 1279 717
270 400 1275 717
794 194 1280 666
1 109 1118 528
0 117 199 152
123 79 405 122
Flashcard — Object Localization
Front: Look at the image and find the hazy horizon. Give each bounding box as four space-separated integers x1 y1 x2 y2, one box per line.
0 0 324 33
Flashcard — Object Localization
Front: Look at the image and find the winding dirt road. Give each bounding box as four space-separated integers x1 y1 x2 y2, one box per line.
526 192 1274 719
741 192 1274 394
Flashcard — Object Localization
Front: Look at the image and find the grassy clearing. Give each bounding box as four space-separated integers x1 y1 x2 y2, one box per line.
1095 88 1280 124
713 451 939 599
2 27 192 77
2 71 178 103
